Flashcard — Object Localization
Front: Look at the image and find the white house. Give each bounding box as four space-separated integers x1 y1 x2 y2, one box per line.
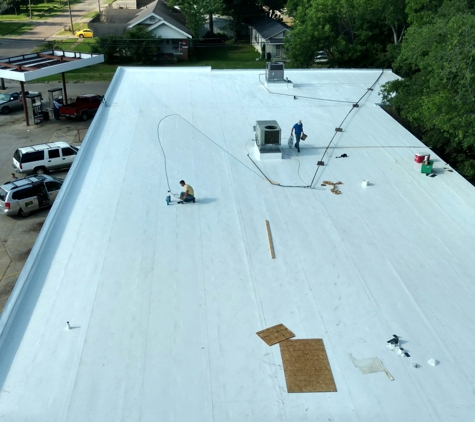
249 17 290 60
127 0 192 57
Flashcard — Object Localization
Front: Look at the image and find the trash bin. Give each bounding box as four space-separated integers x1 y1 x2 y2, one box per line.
42 110 50 121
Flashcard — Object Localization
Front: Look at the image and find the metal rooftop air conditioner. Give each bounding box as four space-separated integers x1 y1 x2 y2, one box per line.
254 120 281 153
266 62 284 82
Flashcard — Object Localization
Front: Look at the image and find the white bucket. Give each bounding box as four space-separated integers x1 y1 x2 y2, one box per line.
362 180 369 187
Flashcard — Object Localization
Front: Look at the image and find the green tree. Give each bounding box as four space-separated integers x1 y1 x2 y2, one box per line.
91 36 124 64
124 26 161 64
169 0 223 39
284 0 407 68
92 26 161 64
222 0 262 41
382 0 475 181
405 0 444 24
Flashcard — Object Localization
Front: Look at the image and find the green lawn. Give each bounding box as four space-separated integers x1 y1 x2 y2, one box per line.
178 44 265 69
0 0 81 21
26 43 271 82
82 11 99 19
73 38 95 53
32 37 94 53
0 22 34 36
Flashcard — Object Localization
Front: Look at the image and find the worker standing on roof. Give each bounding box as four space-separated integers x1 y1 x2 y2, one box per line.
291 120 305 153
178 180 195 204
53 98 61 120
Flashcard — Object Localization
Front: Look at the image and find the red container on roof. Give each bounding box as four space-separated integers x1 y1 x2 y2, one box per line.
415 153 430 163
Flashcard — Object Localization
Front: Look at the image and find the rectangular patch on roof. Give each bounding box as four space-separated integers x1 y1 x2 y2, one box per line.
280 339 337 393
256 323 295 346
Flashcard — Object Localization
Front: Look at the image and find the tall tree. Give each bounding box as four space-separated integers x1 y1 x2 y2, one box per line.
169 0 223 39
382 0 475 181
124 26 161 64
0 0 21 15
222 0 262 41
284 0 407 68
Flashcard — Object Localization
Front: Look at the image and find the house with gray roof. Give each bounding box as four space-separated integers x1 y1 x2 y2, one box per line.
126 0 192 57
249 17 290 60
90 0 191 59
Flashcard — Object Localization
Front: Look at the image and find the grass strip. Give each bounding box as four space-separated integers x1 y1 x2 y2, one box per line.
0 0 81 21
0 22 34 36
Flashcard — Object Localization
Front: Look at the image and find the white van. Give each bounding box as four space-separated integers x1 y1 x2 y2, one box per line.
0 175 63 217
13 141 79 175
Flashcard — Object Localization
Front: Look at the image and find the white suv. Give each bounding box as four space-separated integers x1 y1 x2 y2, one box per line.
13 141 78 175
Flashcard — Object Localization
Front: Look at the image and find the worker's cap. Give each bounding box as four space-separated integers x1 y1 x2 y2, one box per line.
298 120 302 124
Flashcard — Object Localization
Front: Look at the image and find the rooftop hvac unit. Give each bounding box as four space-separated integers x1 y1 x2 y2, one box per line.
254 120 281 154
266 62 284 81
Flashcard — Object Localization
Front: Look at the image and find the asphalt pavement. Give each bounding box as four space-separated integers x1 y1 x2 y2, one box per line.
0 80 110 313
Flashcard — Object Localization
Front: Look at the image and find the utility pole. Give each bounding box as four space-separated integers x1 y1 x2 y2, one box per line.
97 0 101 15
28 0 32 19
67 0 74 33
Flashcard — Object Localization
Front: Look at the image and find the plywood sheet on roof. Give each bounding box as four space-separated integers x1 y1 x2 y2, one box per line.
280 339 337 393
256 324 295 346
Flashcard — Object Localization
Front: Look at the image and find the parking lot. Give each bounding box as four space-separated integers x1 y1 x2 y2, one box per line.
0 81 109 312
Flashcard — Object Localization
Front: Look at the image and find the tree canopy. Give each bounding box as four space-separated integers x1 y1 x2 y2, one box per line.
91 26 161 64
382 0 475 181
284 0 407 68
284 0 475 182
169 0 224 39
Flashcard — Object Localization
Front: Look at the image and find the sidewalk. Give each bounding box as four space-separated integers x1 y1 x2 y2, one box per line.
18 0 101 41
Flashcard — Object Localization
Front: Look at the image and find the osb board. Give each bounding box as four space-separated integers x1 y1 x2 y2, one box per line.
256 324 295 346
280 339 337 393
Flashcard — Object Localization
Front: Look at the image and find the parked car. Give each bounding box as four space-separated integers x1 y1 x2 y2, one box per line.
59 94 103 121
0 91 42 114
75 29 93 38
12 141 79 175
0 174 64 217
314 51 328 63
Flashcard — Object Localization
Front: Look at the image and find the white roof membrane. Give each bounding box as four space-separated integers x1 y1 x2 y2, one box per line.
0 67 475 421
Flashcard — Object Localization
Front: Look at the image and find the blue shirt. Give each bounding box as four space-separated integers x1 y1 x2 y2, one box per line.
293 123 303 134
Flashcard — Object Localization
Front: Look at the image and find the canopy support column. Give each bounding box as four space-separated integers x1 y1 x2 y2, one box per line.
62 72 68 105
20 81 29 126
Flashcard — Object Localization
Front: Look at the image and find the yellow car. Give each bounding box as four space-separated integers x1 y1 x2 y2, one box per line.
75 29 93 38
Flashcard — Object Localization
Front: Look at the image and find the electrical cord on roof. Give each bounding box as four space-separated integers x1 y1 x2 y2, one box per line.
157 115 312 191
258 74 355 104
157 69 385 192
157 114 267 197
308 69 385 187
244 140 311 188
281 148 308 185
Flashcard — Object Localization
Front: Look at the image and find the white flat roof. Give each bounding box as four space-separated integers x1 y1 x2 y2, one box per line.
1 67 475 421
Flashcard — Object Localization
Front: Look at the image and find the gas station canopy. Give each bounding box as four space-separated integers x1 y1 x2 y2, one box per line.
0 50 104 82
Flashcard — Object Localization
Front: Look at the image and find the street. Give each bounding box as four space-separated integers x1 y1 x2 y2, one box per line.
0 0 107 58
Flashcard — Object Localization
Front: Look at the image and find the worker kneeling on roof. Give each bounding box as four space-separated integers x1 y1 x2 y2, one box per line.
178 180 195 204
